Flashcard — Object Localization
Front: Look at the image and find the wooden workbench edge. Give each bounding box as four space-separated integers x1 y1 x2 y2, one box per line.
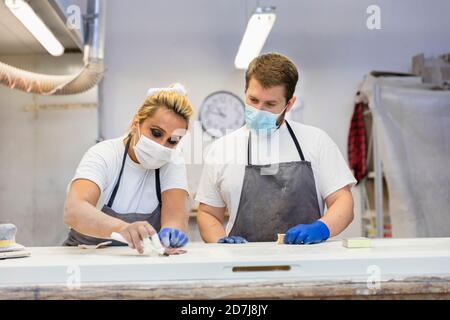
0 277 449 300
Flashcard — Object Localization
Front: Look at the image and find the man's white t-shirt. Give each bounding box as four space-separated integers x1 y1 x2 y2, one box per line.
195 120 357 235
70 137 189 214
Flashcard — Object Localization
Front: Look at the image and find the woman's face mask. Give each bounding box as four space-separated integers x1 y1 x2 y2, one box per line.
133 125 177 169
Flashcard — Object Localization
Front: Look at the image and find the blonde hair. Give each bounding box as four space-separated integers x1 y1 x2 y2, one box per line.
132 84 193 129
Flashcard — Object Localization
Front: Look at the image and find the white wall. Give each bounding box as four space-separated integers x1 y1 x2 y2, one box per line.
0 53 98 246
102 0 450 142
101 0 450 239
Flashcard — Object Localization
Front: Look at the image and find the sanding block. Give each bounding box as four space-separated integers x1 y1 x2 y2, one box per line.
342 237 372 248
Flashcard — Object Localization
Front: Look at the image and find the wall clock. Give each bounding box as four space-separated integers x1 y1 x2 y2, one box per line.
199 91 245 138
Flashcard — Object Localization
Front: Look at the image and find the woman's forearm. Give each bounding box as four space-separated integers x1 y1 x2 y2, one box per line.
64 199 128 239
161 209 189 233
160 189 189 233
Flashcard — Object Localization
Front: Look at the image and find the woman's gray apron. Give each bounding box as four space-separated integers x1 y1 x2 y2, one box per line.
63 137 162 246
229 121 321 242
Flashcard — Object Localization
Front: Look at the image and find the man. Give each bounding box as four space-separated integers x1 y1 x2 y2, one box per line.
196 53 356 245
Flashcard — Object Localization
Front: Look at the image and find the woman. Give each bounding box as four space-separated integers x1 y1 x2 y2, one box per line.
63 84 192 254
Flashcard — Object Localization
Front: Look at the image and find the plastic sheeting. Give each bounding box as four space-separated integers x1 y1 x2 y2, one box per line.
361 75 450 237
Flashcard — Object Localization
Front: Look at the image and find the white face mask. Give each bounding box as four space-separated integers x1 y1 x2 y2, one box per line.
132 126 176 169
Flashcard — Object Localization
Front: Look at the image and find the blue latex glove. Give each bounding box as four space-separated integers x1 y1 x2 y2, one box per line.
158 228 189 248
284 220 330 245
217 236 248 244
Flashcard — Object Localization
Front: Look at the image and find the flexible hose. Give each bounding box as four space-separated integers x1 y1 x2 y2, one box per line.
0 58 103 95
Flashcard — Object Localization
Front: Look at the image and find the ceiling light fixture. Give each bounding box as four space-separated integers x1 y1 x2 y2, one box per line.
234 6 276 69
5 0 64 56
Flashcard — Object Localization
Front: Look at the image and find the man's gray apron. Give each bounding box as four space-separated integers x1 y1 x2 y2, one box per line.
229 121 321 242
63 137 162 246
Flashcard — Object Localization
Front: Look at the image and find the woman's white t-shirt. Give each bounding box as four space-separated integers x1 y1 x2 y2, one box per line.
70 137 189 214
195 120 357 235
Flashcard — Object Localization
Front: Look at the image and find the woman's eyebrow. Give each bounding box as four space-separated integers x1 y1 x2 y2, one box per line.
151 125 166 134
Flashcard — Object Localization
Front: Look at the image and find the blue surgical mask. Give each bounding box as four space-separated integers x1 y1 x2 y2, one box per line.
245 104 286 131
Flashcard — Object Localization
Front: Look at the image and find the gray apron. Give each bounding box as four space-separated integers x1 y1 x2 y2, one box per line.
229 121 321 242
63 137 162 246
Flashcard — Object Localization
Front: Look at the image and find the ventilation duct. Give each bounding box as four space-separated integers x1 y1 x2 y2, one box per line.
0 0 105 95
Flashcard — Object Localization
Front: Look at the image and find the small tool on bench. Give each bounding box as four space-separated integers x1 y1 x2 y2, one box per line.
276 234 285 244
0 223 30 260
78 241 112 249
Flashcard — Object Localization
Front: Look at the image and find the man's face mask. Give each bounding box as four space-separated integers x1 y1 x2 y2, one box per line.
244 104 288 131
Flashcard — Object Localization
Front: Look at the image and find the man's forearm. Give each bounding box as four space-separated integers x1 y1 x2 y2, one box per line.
319 191 354 237
197 210 226 243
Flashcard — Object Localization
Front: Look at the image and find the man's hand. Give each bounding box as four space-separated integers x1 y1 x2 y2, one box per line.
158 228 189 248
284 220 330 245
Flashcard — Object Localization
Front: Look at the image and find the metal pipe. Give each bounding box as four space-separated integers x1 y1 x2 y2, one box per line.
0 0 105 95
373 84 384 238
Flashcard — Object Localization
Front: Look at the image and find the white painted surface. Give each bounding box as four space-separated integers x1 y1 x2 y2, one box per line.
1 238 449 285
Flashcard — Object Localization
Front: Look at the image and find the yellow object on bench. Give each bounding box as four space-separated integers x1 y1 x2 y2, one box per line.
342 237 372 248
276 234 285 244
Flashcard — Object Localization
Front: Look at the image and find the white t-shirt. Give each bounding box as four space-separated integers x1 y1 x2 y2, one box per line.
70 137 189 214
195 120 357 234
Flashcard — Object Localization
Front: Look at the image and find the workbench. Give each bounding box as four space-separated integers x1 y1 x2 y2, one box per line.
1 238 449 299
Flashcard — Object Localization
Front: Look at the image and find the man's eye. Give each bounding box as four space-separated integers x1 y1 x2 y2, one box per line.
151 129 162 138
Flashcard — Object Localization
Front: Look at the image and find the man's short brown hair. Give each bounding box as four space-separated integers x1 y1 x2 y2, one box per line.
245 52 299 102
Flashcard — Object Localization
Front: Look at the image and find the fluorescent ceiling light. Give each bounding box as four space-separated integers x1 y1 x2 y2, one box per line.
234 6 276 70
5 0 65 56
